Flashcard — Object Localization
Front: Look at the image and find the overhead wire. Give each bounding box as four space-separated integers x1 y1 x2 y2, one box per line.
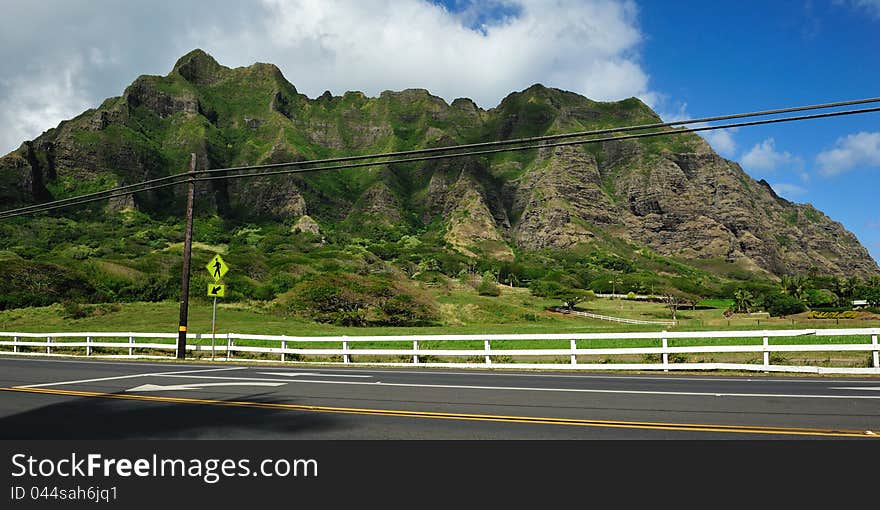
192 106 880 183
1 98 879 220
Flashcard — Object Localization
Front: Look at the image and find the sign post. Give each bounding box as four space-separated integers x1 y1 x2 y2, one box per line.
206 255 229 361
211 295 217 361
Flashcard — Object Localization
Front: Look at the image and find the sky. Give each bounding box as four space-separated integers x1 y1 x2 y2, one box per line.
1 0 878 262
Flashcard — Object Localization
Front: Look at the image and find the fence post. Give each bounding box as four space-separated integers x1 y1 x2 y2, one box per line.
47 336 52 355
484 339 492 365
343 339 350 364
86 336 91 356
763 334 770 372
872 332 878 369
226 333 232 361
129 335 134 356
281 340 286 363
570 339 577 365
661 334 668 372
13 335 19 353
413 340 419 365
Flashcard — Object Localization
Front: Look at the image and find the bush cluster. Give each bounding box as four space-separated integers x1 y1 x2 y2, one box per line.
281 273 438 327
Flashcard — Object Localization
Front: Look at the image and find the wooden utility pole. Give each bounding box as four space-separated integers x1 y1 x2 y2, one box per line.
176 153 196 359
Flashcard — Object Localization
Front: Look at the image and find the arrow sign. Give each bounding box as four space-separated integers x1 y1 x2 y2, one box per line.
208 284 226 298
126 382 285 392
206 254 229 282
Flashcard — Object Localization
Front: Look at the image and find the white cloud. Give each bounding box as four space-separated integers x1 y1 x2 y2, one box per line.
768 182 807 198
701 129 737 157
835 0 880 18
656 101 737 157
0 55 93 153
816 131 880 176
0 0 657 155
741 138 800 172
221 0 651 107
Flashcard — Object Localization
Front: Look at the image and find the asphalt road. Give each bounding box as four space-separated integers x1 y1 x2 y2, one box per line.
1 356 879 439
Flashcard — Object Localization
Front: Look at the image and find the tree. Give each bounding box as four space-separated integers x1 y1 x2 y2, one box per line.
805 288 838 308
763 293 807 317
556 288 594 312
865 287 880 307
663 293 691 322
832 276 847 299
780 275 808 301
733 289 754 313
844 276 861 299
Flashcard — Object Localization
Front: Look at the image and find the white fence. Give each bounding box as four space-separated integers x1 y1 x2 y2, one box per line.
1 328 879 374
550 307 676 326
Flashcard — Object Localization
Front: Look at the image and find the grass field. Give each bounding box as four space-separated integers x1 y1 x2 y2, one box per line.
2 285 878 370
1 284 877 336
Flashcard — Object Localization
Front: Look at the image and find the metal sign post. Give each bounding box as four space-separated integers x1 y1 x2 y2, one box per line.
211 296 218 361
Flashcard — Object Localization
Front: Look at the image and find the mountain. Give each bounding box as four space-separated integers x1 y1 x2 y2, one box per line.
1 49 877 303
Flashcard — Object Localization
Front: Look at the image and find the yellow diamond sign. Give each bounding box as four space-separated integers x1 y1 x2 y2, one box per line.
206 254 228 282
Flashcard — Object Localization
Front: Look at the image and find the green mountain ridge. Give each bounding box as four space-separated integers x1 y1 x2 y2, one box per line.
0 49 877 312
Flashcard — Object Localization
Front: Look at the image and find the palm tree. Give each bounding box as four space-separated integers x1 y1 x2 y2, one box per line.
733 289 754 313
780 275 807 301
780 275 794 295
832 276 846 298
844 276 860 299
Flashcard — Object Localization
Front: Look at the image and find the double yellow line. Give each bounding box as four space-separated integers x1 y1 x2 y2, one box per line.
3 386 877 438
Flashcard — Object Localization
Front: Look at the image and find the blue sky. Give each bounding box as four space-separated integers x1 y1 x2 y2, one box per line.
437 0 880 262
638 1 880 263
2 0 878 263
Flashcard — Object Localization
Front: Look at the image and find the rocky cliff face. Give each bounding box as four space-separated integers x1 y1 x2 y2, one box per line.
1 49 876 277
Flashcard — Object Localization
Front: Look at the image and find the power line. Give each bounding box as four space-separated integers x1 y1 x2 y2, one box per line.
193 106 880 183
1 102 879 220
0 172 190 217
3 95 878 219
165 95 880 176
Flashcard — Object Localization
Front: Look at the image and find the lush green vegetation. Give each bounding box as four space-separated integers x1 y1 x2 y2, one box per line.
3 51 878 336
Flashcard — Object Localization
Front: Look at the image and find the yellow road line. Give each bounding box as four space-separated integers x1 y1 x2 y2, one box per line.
3 386 877 438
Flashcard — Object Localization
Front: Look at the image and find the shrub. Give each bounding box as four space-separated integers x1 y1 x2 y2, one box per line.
807 310 858 320
477 280 501 297
529 279 565 298
762 293 806 317
61 300 90 320
805 288 838 308
281 273 437 326
0 259 104 310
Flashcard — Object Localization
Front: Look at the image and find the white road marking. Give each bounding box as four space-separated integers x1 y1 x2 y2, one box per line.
243 366 871 384
18 367 248 388
258 372 372 378
144 374 880 399
832 387 880 391
126 382 285 392
2 358 875 384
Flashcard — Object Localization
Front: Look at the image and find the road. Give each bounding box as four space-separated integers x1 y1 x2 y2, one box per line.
1 356 879 439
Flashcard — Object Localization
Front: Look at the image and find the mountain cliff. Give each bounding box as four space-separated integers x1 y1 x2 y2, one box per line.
2 49 877 284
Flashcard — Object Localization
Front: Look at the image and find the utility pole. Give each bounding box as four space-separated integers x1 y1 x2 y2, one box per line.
176 153 196 359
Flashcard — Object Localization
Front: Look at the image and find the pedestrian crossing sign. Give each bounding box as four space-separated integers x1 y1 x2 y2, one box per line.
206 254 228 282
